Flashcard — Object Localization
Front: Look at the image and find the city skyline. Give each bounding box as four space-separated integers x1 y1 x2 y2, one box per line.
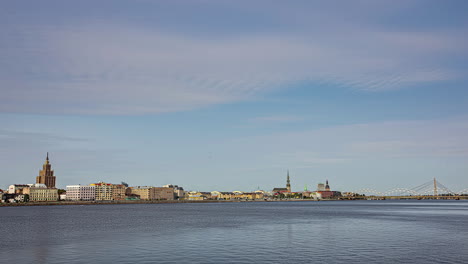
1 1 468 191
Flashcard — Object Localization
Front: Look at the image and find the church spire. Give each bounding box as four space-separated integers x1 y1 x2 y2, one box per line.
286 170 291 192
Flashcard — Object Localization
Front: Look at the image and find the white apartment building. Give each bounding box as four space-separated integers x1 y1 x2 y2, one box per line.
66 185 96 201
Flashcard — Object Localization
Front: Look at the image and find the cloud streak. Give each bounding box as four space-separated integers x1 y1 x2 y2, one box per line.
0 1 467 114
234 116 468 170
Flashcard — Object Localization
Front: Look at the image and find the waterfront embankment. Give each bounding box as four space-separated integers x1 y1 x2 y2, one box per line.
2 196 466 207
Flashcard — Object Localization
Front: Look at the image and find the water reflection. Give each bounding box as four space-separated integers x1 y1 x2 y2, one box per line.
0 201 467 263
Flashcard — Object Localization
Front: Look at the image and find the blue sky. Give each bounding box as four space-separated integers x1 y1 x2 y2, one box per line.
1 0 468 192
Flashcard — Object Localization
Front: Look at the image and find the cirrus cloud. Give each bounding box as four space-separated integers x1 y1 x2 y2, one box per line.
0 1 467 115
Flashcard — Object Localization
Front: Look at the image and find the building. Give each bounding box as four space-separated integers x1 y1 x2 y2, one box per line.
233 191 260 200
254 190 266 199
2 193 28 203
23 184 58 202
174 186 185 199
8 184 30 194
273 170 292 194
36 153 56 188
209 191 264 200
152 187 175 200
130 186 153 200
317 183 326 191
91 182 114 201
210 191 233 200
6 184 58 202
112 184 126 200
210 191 222 199
163 184 185 199
130 186 174 200
187 191 207 200
66 185 96 201
316 180 341 199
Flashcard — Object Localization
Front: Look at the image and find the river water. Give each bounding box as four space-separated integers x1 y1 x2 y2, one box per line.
0 200 467 263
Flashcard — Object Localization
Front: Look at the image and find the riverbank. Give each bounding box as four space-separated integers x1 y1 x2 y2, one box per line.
2 197 466 207
1 199 323 207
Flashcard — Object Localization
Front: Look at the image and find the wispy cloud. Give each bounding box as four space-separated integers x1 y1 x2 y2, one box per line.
0 1 466 114
249 115 304 123
0 130 88 148
236 116 468 169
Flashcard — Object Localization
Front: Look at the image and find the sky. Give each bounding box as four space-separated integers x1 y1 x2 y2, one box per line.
1 0 468 193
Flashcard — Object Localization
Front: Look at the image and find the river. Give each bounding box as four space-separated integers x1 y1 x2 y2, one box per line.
1 200 467 263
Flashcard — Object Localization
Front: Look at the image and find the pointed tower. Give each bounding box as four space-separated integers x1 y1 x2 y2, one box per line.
286 170 291 192
325 179 330 191
36 152 56 188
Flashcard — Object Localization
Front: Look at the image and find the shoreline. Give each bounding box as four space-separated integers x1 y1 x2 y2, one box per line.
1 197 466 207
0 199 321 207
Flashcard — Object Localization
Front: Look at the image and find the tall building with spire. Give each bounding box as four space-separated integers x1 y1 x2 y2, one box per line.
36 152 56 188
272 170 292 194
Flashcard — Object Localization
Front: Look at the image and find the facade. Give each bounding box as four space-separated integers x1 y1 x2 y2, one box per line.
174 186 185 199
210 191 234 200
130 186 174 200
233 192 259 200
66 185 96 201
130 186 152 200
23 184 58 202
210 191 264 200
36 153 56 188
253 192 264 200
91 182 114 201
152 187 174 200
316 180 341 199
112 184 126 200
188 191 207 200
218 192 233 200
163 184 185 199
8 184 30 194
317 183 326 191
210 191 222 199
255 190 266 199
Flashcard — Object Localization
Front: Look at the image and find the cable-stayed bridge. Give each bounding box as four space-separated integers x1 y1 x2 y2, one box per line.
352 178 468 199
